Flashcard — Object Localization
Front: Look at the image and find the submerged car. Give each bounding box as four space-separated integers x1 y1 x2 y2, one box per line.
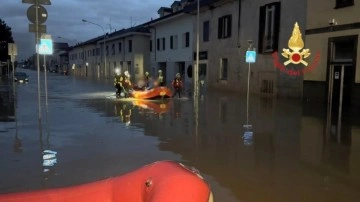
14 72 29 83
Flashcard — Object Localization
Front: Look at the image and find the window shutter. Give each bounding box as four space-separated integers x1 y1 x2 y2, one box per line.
157 38 160 51
218 17 223 39
273 2 281 52
258 5 266 53
170 36 173 49
227 15 232 38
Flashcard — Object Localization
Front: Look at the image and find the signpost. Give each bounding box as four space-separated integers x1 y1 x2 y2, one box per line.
23 0 51 121
243 41 256 142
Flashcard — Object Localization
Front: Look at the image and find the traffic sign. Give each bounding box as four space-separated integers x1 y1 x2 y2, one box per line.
27 5 48 24
22 0 51 5
29 23 47 33
8 43 17 56
246 51 256 63
39 38 53 55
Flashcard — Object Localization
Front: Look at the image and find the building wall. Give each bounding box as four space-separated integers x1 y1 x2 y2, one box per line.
199 0 306 98
304 0 360 104
304 31 360 82
104 34 150 82
197 0 241 92
306 0 360 29
150 13 194 86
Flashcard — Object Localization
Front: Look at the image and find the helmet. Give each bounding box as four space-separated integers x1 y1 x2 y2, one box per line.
176 73 180 78
145 71 149 76
158 69 162 73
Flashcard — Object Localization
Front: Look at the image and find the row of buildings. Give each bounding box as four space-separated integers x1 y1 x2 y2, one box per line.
50 0 359 107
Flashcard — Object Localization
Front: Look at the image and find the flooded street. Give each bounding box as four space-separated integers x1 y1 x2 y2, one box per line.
1 69 360 202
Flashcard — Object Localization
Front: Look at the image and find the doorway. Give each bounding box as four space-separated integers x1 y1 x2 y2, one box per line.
326 35 357 144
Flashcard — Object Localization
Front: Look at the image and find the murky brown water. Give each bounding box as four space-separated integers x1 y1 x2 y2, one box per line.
1 69 360 202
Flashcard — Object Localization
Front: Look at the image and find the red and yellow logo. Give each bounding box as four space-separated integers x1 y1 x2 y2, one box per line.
272 22 320 76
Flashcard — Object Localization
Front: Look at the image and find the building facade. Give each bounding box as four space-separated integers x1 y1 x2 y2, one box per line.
148 4 195 89
304 0 360 108
69 27 151 81
189 0 306 98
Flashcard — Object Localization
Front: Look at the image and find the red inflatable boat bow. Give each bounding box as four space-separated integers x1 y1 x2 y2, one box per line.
0 160 213 202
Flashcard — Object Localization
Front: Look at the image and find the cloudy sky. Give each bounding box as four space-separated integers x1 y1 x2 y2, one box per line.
0 0 175 61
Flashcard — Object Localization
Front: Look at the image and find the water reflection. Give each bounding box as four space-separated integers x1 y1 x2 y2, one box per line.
3 68 360 201
114 102 133 126
120 93 360 202
0 79 15 123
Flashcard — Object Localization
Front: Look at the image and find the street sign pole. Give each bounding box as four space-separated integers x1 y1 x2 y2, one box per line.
44 54 48 114
35 0 42 122
243 41 256 131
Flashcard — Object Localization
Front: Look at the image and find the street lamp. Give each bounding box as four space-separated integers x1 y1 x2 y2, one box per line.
81 19 107 78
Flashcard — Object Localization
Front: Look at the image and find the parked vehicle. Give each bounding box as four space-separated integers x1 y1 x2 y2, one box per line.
14 72 29 83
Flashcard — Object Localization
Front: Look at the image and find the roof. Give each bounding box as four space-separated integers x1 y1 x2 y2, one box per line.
183 0 225 13
171 1 181 7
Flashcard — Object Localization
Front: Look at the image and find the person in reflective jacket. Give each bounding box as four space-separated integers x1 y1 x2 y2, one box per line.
114 70 123 98
172 73 183 98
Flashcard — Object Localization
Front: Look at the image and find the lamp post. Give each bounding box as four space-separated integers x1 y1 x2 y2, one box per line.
194 0 200 98
81 19 107 79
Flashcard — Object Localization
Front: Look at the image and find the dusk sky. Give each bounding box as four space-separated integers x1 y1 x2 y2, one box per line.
0 0 175 61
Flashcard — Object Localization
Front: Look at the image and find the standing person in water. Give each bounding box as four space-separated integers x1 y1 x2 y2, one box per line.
157 69 164 86
172 73 183 98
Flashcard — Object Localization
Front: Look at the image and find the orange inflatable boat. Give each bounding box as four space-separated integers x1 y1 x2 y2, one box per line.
0 161 213 202
131 87 172 99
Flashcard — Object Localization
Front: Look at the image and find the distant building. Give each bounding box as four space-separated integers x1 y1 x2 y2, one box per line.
148 1 194 88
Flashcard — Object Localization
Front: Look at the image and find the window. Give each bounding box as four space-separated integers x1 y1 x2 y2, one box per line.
173 35 178 49
182 32 190 47
150 40 153 52
170 36 173 49
220 58 228 80
335 0 354 8
203 21 210 42
258 2 281 53
185 32 190 47
96 48 100 56
128 40 132 52
118 42 122 52
218 15 232 39
170 35 178 49
106 45 109 56
162 37 165 50
157 38 160 51
112 44 115 55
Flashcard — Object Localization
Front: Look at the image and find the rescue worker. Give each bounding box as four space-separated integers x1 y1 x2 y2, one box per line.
172 73 183 98
144 71 150 88
114 69 123 98
157 69 164 86
122 71 132 98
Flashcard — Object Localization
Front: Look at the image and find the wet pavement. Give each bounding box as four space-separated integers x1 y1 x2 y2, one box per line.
1 69 360 202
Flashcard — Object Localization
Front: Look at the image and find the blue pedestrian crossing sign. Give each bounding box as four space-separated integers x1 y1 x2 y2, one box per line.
39 38 53 55
246 51 256 63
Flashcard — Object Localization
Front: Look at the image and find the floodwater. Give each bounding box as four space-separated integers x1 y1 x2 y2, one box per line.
1 69 360 202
